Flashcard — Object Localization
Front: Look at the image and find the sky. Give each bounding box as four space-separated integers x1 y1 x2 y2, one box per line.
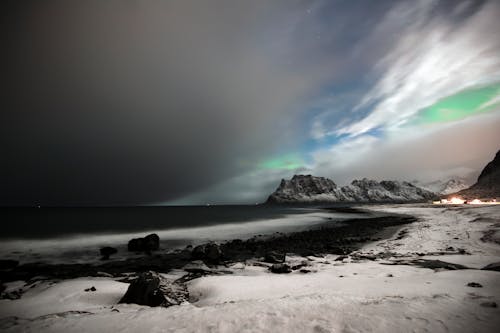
2 0 500 206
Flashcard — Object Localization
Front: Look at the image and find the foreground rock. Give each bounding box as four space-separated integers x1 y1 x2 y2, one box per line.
269 263 292 274
266 175 437 204
264 251 285 263
191 242 223 264
100 247 118 260
127 233 160 253
119 271 188 307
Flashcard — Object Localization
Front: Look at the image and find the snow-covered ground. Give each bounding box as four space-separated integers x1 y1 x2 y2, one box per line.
1 204 499 333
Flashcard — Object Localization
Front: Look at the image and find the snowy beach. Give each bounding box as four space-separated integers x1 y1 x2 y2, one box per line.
1 204 499 333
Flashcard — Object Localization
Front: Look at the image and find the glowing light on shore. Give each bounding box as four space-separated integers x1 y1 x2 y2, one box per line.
434 198 499 205
449 197 465 204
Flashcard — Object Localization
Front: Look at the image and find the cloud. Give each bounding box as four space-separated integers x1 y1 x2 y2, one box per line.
338 0 500 136
311 111 500 185
3 0 499 205
0 0 332 205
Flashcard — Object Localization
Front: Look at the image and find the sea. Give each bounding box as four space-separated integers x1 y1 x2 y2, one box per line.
0 205 370 264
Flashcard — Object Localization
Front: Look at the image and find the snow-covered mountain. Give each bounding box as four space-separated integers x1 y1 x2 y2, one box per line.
413 178 470 195
266 175 437 204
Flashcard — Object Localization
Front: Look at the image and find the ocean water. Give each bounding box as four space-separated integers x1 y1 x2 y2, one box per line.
0 205 369 264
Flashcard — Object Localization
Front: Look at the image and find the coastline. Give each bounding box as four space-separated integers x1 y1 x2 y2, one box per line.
0 209 414 283
2 204 499 333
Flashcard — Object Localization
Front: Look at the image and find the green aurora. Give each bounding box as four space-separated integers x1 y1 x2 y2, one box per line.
259 153 304 170
413 82 500 125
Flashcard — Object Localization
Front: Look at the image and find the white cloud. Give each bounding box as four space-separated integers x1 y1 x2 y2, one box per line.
338 0 500 136
311 111 500 185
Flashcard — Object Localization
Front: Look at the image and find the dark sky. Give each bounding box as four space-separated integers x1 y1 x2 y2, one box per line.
2 0 500 206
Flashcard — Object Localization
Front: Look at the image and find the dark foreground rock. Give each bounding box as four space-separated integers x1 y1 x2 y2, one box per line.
191 243 223 264
100 247 118 260
119 271 188 307
269 263 292 274
264 251 285 263
128 233 160 253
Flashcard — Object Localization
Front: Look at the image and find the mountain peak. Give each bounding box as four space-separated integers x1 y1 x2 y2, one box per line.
267 175 436 204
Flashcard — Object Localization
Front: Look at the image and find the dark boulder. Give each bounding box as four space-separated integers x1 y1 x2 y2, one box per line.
204 243 222 264
119 271 188 307
480 301 497 308
191 245 206 260
144 234 160 252
128 238 145 252
269 263 292 274
190 243 223 264
127 234 160 253
482 262 500 272
264 251 285 263
100 247 118 260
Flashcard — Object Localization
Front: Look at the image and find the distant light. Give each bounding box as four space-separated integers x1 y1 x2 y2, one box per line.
449 197 465 204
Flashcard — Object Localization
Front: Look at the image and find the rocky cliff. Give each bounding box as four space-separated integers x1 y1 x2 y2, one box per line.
450 149 500 199
266 175 437 204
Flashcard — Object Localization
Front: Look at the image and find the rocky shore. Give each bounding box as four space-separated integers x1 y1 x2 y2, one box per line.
0 211 415 291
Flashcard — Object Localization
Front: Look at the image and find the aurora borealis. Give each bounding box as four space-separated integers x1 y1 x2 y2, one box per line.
414 82 500 125
2 0 500 205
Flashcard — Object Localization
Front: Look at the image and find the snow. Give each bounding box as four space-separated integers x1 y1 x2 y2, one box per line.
268 175 436 203
1 204 499 332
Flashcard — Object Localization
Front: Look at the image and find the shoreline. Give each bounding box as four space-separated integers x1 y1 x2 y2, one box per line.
1 204 499 333
0 210 415 283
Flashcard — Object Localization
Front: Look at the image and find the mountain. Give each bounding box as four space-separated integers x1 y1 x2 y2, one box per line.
450 149 500 200
414 177 470 195
266 175 437 204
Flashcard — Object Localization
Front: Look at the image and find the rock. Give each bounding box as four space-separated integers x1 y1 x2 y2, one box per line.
299 269 311 274
128 238 145 252
466 282 483 288
84 286 97 292
119 271 188 307
480 301 497 308
451 149 500 199
409 259 469 271
127 234 160 253
335 255 348 261
0 260 19 270
100 247 118 260
190 243 223 264
291 261 308 270
191 245 206 260
269 263 292 274
481 262 500 272
144 233 160 252
204 243 222 264
264 251 285 263
327 246 349 255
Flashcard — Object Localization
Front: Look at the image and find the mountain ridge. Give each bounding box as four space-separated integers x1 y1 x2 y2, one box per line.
266 175 437 204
